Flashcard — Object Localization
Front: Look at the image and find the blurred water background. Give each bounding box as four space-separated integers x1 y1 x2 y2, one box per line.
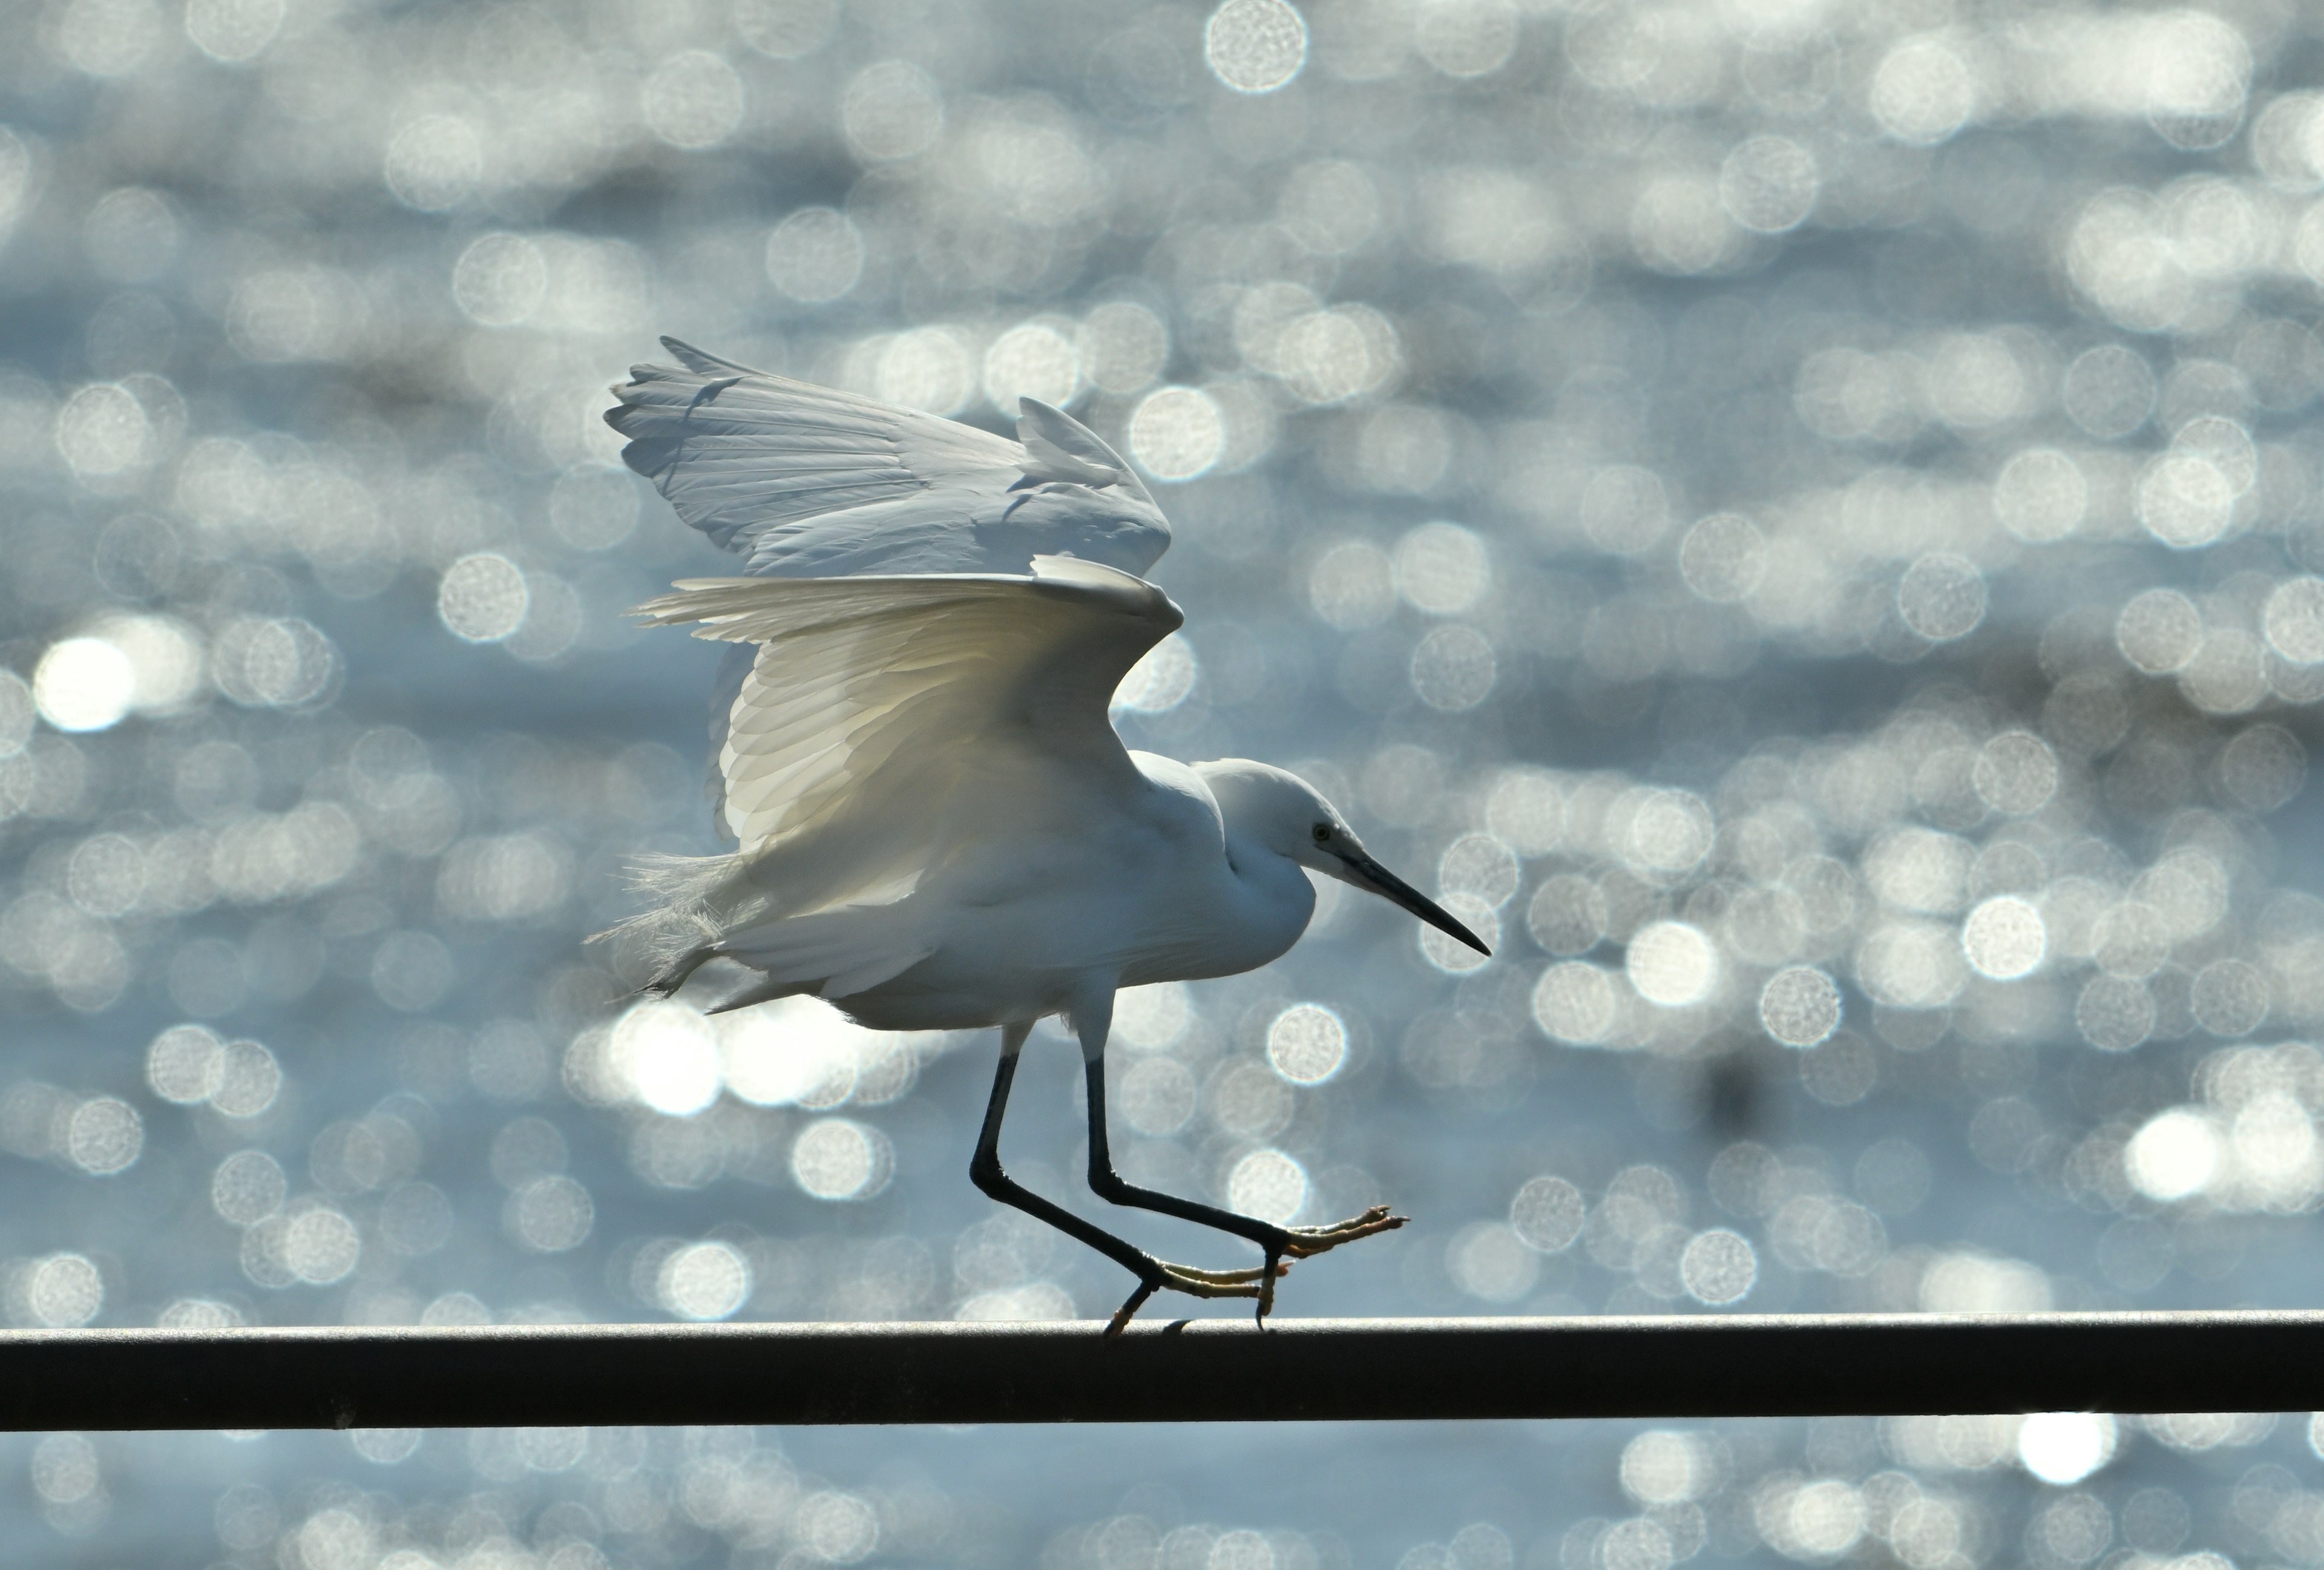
6 0 2324 1562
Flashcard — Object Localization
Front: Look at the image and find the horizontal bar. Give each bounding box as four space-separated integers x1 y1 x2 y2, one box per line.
0 1311 2319 1430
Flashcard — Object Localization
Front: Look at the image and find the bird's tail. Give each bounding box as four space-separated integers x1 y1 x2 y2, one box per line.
596 852 933 1004
589 850 756 989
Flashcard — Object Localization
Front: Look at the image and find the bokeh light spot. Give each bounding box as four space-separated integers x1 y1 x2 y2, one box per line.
2138 455 2235 548
1394 522 1489 615
283 1206 360 1284
1871 36 1976 145
28 1254 102 1327
67 1097 142 1175
1678 513 1767 602
1112 634 1198 713
383 114 481 211
1759 967 1840 1047
1897 554 1987 642
450 234 546 327
1533 962 1618 1044
983 323 1080 411
1963 896 2046 980
54 383 153 476
1510 1175 1584 1253
641 51 745 150
1310 541 1395 629
1680 1229 1757 1304
765 208 864 304
1974 732 2058 815
2019 1413 2118 1486
842 60 943 161
1719 136 1818 233
1226 1148 1307 1223
146 1023 224 1104
437 554 529 644
2116 588 2203 674
1128 386 1224 481
611 1000 723 1117
1627 921 1717 1008
1448 1221 1538 1301
658 1240 752 1319
507 1175 592 1253
1410 625 1496 712
57 0 161 77
791 1117 892 1200
1204 0 1306 93
33 639 136 732
1995 448 2087 542
1266 1003 1346 1084
2128 1109 2216 1200
186 0 283 60
2264 577 2324 665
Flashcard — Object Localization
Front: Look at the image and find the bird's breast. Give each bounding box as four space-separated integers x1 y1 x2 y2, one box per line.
1117 842 1315 987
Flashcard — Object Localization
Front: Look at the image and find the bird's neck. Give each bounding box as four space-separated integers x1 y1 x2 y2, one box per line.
1212 832 1316 963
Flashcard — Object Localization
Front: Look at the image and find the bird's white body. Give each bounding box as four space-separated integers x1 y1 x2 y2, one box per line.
620 557 1396 1040
609 340 1485 1325
717 752 1316 1037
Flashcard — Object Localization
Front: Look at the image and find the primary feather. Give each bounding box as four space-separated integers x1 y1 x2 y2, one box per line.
605 337 1173 580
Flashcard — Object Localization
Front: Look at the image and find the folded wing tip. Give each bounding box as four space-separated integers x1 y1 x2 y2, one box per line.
1029 553 1129 583
1028 554 1180 624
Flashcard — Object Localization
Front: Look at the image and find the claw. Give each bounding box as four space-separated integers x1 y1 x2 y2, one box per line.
1256 1246 1284 1325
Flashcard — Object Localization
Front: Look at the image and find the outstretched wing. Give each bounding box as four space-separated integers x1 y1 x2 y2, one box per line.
606 337 1172 579
634 556 1182 918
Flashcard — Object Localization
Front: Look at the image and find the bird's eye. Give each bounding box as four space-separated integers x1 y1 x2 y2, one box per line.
1311 823 1331 844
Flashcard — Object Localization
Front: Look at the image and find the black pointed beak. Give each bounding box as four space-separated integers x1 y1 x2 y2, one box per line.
1339 853 1492 956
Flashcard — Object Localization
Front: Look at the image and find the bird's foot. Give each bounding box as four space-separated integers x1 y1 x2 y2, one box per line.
1252 1206 1407 1324
1105 1259 1290 1336
1281 1204 1407 1258
1101 1211 1407 1333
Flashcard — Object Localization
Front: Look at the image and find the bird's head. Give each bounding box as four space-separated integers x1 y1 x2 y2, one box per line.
1195 760 1491 957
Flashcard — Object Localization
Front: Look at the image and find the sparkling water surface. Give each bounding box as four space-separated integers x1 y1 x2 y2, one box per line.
4 0 2324 1563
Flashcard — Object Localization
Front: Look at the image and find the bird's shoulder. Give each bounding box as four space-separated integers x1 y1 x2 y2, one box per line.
1125 752 1225 843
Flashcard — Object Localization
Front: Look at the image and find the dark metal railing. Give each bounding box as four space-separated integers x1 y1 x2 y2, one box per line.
0 1310 2315 1430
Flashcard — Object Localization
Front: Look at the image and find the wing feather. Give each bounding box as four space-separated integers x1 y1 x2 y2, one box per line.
634 556 1182 917
606 337 1171 579
612 337 1180 844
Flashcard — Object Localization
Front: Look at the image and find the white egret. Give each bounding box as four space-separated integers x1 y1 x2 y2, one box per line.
606 340 1488 1329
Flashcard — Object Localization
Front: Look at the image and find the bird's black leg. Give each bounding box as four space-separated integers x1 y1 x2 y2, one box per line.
970 1023 1272 1333
1068 993 1292 1263
1081 1053 1288 1319
971 1027 1155 1288
1081 1053 1405 1324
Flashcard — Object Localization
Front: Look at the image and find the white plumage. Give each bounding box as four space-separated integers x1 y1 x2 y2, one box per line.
607 342 1488 1330
621 556 1184 1009
606 337 1171 578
